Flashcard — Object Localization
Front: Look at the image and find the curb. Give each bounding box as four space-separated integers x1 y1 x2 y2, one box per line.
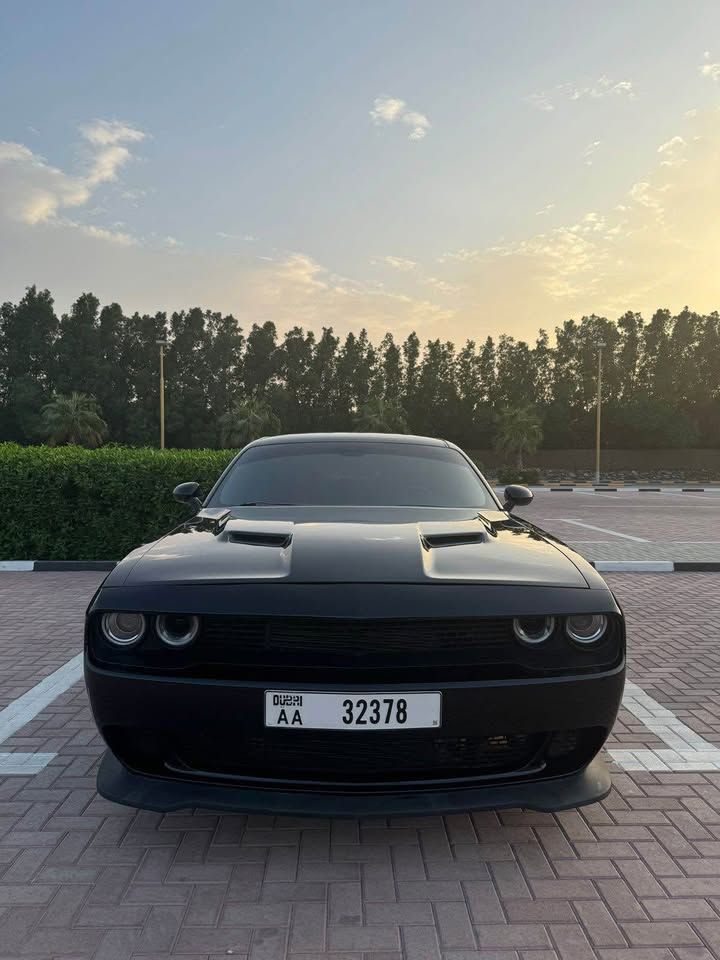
591 560 720 572
494 486 720 494
0 560 116 572
523 486 716 493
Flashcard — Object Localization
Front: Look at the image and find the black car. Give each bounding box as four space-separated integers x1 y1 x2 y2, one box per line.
85 433 625 816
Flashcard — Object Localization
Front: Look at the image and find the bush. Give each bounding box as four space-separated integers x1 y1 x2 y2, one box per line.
0 444 236 560
496 467 541 486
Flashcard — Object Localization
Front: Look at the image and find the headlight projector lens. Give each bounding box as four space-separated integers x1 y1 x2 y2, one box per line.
565 613 607 644
513 615 555 645
156 613 200 647
101 611 146 646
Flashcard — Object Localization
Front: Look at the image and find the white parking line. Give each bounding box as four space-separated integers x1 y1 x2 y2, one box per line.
551 519 649 542
0 753 58 775
0 653 83 775
610 680 720 772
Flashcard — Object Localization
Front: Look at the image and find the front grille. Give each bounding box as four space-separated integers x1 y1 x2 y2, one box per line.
170 729 544 785
203 615 512 660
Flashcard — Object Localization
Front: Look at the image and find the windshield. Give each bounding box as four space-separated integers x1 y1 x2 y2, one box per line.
209 441 495 508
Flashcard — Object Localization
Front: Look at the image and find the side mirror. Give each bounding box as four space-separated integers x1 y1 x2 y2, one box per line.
503 484 534 512
173 481 203 512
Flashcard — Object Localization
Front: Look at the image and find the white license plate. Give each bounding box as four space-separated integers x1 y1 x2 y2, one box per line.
264 691 441 730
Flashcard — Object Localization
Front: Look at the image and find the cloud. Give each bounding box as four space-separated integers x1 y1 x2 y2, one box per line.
79 224 137 246
421 275 462 295
434 106 720 329
376 255 417 271
78 119 145 147
700 52 720 81
0 185 453 342
525 93 555 113
535 202 556 216
5 103 720 347
437 248 480 264
218 231 256 241
370 96 431 141
526 76 635 111
657 135 687 167
0 120 145 228
583 140 602 165
120 187 147 206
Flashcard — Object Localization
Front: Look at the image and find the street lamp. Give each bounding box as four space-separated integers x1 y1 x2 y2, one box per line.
595 341 606 485
156 339 169 449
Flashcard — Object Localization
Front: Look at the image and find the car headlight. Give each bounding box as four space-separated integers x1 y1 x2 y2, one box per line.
156 613 200 648
513 615 555 645
565 614 607 644
101 611 146 647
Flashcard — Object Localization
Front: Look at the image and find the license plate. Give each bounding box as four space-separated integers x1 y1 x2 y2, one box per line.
264 691 441 730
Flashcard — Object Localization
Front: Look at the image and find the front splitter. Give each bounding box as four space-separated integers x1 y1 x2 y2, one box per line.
97 750 611 817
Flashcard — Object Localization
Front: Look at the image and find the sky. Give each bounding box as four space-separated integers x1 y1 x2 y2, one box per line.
2 1 720 345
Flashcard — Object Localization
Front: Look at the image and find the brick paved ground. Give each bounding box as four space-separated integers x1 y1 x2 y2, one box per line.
0 573 103 710
1 571 720 959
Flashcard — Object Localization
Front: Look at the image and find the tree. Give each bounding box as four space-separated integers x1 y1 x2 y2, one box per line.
95 302 131 442
494 405 543 470
0 286 58 441
54 293 101 395
244 322 279 395
219 395 281 448
2 285 720 453
41 393 108 448
123 310 168 446
165 308 213 448
354 396 408 433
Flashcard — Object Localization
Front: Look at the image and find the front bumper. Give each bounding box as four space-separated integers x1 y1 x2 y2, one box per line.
85 658 624 815
98 748 611 816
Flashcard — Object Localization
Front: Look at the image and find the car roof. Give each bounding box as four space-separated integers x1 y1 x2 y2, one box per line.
245 432 449 448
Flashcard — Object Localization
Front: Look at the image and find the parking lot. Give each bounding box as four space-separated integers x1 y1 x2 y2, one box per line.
516 488 720 565
1 495 720 959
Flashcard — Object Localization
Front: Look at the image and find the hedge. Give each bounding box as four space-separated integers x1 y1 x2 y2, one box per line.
0 444 236 561
496 467 541 486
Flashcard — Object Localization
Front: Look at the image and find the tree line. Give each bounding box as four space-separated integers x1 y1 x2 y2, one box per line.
1 285 718 451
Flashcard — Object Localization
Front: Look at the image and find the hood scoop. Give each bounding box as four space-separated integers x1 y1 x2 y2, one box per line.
422 531 485 549
419 520 489 550
228 530 292 548
222 519 294 549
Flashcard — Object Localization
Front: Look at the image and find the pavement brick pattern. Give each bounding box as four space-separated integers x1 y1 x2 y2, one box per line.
0 573 101 710
1 572 720 959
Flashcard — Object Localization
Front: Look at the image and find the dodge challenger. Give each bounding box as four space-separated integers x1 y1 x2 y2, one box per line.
85 433 625 815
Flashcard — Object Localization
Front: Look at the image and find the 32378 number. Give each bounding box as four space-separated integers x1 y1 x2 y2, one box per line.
342 697 408 725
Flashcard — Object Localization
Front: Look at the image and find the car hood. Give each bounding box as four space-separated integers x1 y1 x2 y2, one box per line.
114 507 589 588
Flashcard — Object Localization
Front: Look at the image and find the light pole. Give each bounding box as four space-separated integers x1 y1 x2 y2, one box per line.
157 339 168 449
595 341 606 485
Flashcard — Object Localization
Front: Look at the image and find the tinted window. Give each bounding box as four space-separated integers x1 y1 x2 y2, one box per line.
210 442 494 508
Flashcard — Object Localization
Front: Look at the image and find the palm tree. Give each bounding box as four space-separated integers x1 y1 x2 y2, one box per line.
41 392 108 448
219 395 281 447
353 396 408 434
494 404 543 470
